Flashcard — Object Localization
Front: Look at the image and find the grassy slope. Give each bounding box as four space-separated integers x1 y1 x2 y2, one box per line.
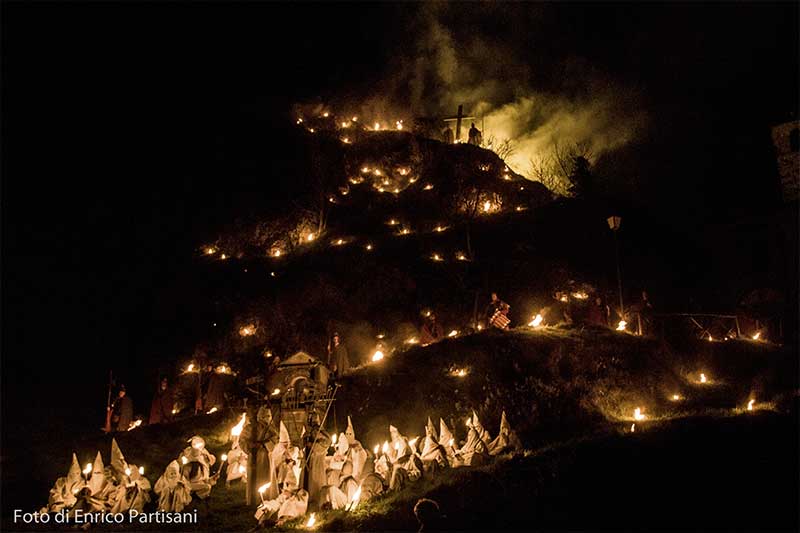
2 329 796 532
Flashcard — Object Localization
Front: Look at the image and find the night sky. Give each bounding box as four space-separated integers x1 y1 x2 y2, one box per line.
2 3 797 430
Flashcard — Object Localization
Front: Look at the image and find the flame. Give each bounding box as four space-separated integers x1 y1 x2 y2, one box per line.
206 407 218 414
434 225 446 232
630 423 636 433
373 122 380 131
239 465 246 474
331 433 338 445
571 291 589 300
399 228 411 235
700 373 707 383
395 120 403 130
341 137 350 144
448 330 458 337
448 438 454 447
528 314 543 327
616 320 627 331
231 413 247 437
633 408 645 421
239 324 256 336
423 183 434 190
706 334 713 342
373 444 380 455
671 394 682 401
398 167 410 176
431 253 443 262
221 454 228 462
204 246 217 255
272 249 282 258
382 441 389 454
371 350 384 362
477 324 483 330
450 367 468 377
483 201 492 212
125 467 131 476
258 482 271 494
361 166 370 173
352 116 358 122
306 233 316 242
456 252 468 261
306 513 317 528
181 456 188 465
747 399 755 411
172 408 178 414
322 112 329 118
128 419 142 430
334 238 345 245
83 463 92 475
752 332 761 340
186 363 195 372
387 218 399 225
271 388 281 396
405 337 419 345
296 118 303 124
365 244 373 251
138 466 144 475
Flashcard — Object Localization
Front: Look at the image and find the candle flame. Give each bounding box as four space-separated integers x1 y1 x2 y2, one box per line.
83 463 92 475
221 454 228 462
747 399 755 411
138 466 144 475
631 423 636 433
231 413 247 437
258 482 271 494
382 441 389 454
306 513 317 528
331 433 338 445
700 373 707 383
373 444 379 455
752 332 761 340
448 330 458 337
372 350 384 362
271 388 281 396
206 407 218 414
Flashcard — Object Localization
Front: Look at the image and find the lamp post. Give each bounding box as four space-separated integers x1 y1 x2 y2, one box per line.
607 216 624 321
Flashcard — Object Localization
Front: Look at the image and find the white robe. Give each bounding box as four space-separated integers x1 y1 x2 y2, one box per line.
154 461 193 512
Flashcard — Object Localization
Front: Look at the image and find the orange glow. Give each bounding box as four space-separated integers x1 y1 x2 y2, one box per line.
239 324 256 337
528 314 543 327
371 350 384 362
616 320 627 331
231 413 247 437
633 408 645 421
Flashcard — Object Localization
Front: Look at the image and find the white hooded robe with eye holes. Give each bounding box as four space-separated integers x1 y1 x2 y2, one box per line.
180 436 216 499
488 411 518 455
154 460 193 512
108 438 151 513
345 417 368 481
438 418 461 467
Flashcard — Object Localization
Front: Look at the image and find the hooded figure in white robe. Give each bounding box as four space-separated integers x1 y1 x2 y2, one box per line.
252 405 278 500
180 435 216 499
255 488 309 526
420 418 446 473
42 454 82 513
438 419 461 467
358 472 385 502
324 431 349 487
318 484 348 510
271 422 296 490
456 412 491 466
308 430 331 511
108 439 151 513
225 442 248 484
345 417 369 480
488 411 522 455
374 454 390 482
154 460 193 512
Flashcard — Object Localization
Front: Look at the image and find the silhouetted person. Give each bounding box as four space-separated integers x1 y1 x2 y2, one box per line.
483 292 506 323
442 126 454 144
149 377 174 424
420 314 444 345
467 123 482 145
636 290 654 335
111 385 133 432
328 332 350 375
587 296 609 327
414 498 443 532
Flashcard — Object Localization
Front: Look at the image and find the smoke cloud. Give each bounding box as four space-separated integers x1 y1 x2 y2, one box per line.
339 4 648 174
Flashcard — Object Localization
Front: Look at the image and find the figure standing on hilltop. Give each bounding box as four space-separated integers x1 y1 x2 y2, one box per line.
468 122 482 145
633 290 654 336
149 377 174 425
328 332 350 375
587 295 610 328
110 385 133 432
442 125 454 144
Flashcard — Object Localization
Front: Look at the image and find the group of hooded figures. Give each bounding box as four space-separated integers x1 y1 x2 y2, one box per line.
249 408 521 527
41 408 520 528
41 439 152 517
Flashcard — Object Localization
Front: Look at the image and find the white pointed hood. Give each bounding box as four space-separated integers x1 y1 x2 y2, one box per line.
336 432 349 456
345 416 356 445
66 453 82 493
438 418 454 448
426 417 438 441
88 451 105 495
110 438 128 482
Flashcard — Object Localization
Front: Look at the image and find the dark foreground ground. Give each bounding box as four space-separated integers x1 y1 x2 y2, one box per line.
2 409 797 532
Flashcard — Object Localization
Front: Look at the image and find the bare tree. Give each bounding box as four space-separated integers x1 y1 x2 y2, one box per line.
527 141 593 198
